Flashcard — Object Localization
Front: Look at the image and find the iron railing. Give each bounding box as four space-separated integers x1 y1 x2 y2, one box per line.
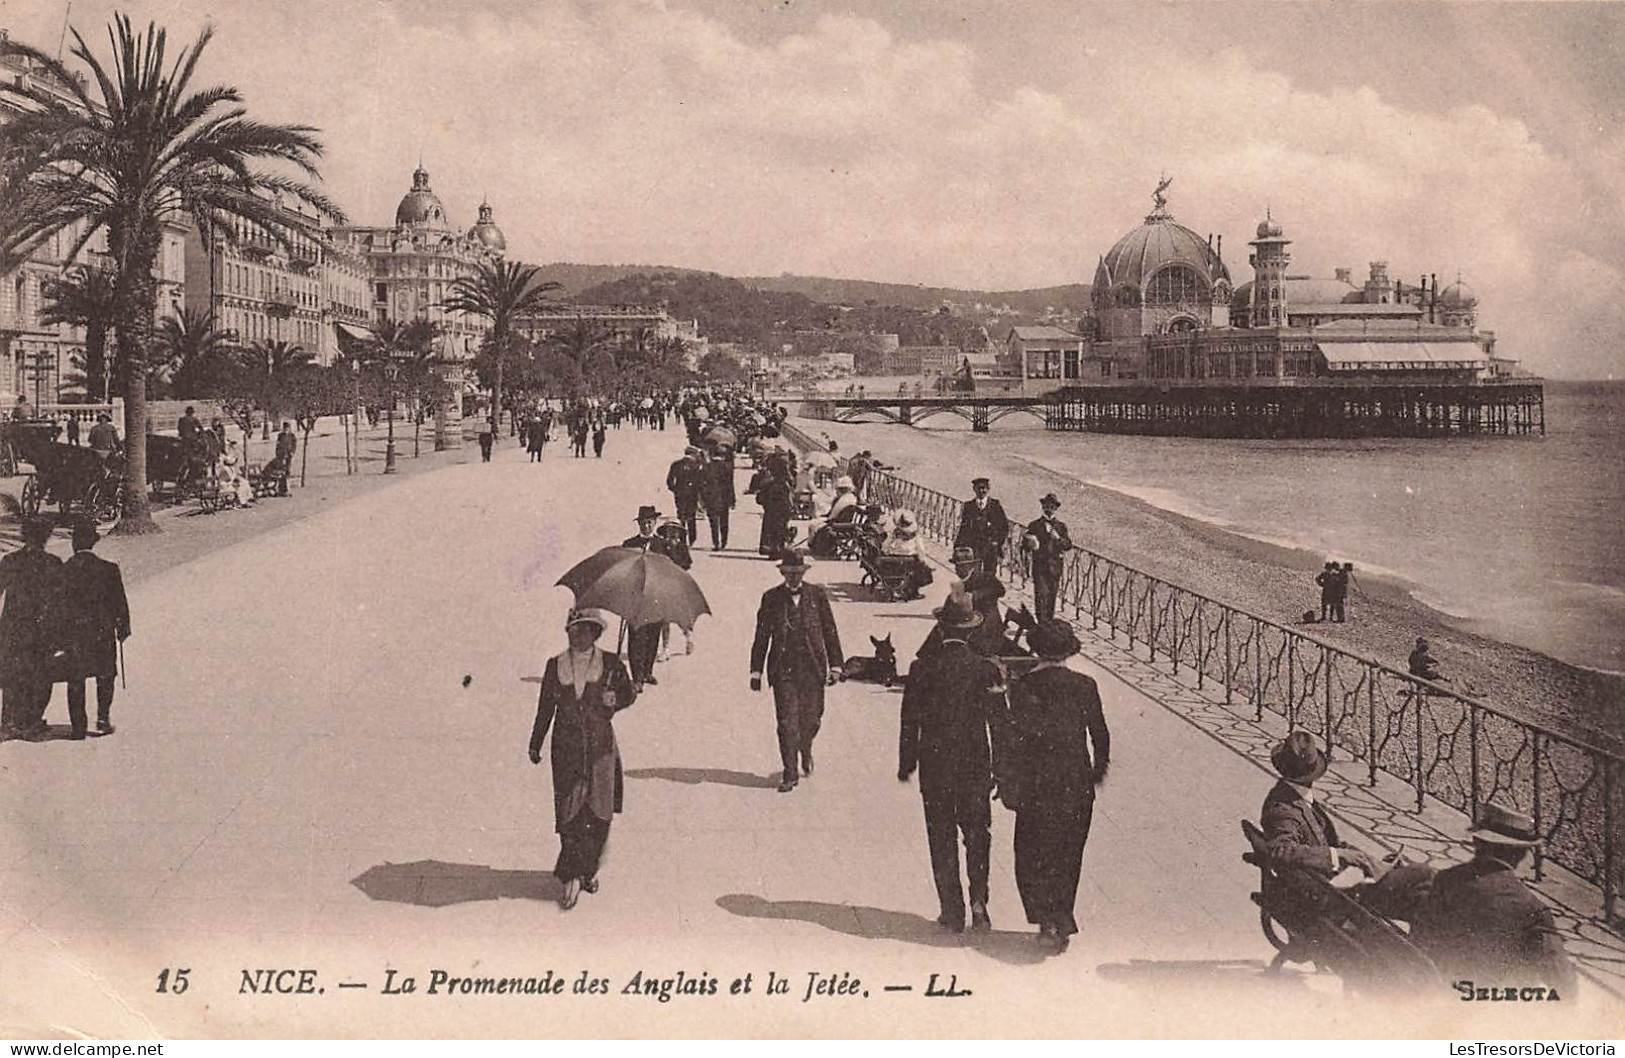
850 463 1623 923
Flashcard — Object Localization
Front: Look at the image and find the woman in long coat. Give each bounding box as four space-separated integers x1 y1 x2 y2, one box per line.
528 608 639 909
997 619 1110 952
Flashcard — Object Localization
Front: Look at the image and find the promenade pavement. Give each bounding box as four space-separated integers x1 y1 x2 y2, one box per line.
0 424 1614 1038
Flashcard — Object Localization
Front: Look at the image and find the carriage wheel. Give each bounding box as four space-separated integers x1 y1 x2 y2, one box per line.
87 482 123 533
20 475 41 517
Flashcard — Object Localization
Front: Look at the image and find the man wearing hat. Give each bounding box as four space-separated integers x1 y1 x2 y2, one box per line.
621 505 677 687
827 476 858 524
667 446 705 546
1315 561 1339 623
701 447 736 551
899 591 1004 933
954 477 1010 575
750 552 844 793
1261 731 1379 880
0 514 65 739
60 520 131 739
1022 493 1073 623
916 548 1009 663
1410 804 1575 991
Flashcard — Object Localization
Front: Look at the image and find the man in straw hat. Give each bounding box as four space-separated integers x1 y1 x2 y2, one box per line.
750 551 843 793
1021 492 1073 623
1410 803 1575 991
954 476 1010 575
60 519 131 739
899 590 1003 933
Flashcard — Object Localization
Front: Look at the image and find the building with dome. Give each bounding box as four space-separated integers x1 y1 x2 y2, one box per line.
1091 178 1232 340
1029 180 1539 437
330 165 511 436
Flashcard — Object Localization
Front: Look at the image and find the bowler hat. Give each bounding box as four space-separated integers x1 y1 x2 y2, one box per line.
933 591 983 629
777 551 809 572
1029 619 1080 659
1468 802 1541 848
1040 492 1061 508
1271 731 1328 784
951 546 978 566
636 505 662 521
70 519 100 550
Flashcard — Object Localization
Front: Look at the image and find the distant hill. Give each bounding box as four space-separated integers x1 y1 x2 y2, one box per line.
742 274 1091 316
537 262 1089 317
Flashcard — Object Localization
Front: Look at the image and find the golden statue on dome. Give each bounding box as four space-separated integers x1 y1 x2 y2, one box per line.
1152 174 1173 213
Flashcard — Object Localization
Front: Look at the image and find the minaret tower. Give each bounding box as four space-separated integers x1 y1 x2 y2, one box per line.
1248 210 1292 328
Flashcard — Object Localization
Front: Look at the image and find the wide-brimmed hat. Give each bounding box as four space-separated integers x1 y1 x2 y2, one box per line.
1468 802 1541 848
566 607 611 632
1040 492 1061 508
635 505 662 521
951 546 978 566
933 591 983 629
834 475 855 490
777 551 810 572
1271 731 1328 784
1029 619 1081 659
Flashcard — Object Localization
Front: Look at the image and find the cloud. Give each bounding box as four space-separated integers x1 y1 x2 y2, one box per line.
11 0 1624 377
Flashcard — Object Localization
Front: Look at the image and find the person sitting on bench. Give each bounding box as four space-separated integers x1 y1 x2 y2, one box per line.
826 476 858 523
880 512 932 600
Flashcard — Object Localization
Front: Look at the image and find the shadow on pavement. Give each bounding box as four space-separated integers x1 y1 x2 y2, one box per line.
1095 958 1308 993
626 767 780 790
351 859 561 908
715 894 1047 966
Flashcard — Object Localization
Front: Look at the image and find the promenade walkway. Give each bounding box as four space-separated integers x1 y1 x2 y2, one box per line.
0 425 1615 1038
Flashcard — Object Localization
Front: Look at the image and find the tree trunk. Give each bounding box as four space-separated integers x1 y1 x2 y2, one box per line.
300 427 313 486
341 412 352 475
493 356 503 448
110 228 160 535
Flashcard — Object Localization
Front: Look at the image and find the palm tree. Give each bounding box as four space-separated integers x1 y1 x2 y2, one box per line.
153 307 233 398
0 16 341 532
440 259 560 443
397 319 444 456
40 266 117 401
242 339 313 438
549 316 614 369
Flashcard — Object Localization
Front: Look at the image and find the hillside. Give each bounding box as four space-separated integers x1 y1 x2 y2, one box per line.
742 274 1091 316
534 262 709 297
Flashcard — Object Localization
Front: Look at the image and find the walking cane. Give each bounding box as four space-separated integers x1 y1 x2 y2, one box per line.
118 637 127 690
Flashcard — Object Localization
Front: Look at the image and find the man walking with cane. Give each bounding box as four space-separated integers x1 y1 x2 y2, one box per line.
1022 492 1073 623
61 520 131 738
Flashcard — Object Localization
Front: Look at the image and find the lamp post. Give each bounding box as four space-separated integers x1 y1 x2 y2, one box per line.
383 359 399 474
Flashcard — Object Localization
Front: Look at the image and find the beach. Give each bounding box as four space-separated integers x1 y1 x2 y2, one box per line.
791 399 1625 751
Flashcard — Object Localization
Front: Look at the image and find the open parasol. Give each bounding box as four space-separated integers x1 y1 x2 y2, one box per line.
557 547 711 631
703 425 738 449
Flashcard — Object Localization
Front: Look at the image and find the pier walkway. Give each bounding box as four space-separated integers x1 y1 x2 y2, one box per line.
0 425 1615 1038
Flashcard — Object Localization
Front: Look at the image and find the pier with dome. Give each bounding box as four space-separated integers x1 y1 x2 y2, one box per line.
1032 179 1544 438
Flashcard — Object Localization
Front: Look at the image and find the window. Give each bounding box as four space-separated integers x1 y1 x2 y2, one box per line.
1146 265 1205 306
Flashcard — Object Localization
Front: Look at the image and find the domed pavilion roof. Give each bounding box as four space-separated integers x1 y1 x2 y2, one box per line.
1439 278 1477 307
396 165 451 229
1093 185 1230 293
468 199 506 252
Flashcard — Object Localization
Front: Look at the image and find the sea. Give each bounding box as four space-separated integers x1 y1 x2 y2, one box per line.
817 378 1625 675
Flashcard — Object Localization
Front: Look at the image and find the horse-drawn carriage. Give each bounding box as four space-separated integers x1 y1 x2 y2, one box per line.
11 428 127 532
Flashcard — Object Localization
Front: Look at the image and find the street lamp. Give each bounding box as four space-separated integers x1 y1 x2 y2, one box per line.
383 358 400 474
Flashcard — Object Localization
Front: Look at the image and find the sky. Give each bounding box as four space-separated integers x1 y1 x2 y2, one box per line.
4 0 1623 378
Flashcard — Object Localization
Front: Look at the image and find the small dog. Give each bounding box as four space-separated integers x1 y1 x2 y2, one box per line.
841 634 898 686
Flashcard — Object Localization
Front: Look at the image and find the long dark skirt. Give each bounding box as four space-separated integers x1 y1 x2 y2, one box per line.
1014 797 1094 936
555 812 611 883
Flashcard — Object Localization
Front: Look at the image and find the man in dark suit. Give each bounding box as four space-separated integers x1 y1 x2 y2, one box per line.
954 477 1010 574
701 449 736 551
1261 731 1379 879
0 516 65 739
750 552 844 793
621 505 674 688
667 447 705 546
1022 492 1073 623
1410 804 1575 991
274 422 298 495
899 592 1003 933
60 520 131 739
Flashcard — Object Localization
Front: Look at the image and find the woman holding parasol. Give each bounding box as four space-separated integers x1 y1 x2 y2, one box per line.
528 608 639 910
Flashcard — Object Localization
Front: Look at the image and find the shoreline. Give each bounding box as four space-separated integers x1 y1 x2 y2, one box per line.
792 415 1625 750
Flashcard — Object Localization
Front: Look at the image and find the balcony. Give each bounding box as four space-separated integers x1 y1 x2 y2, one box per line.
266 294 297 317
238 231 275 259
289 244 319 271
